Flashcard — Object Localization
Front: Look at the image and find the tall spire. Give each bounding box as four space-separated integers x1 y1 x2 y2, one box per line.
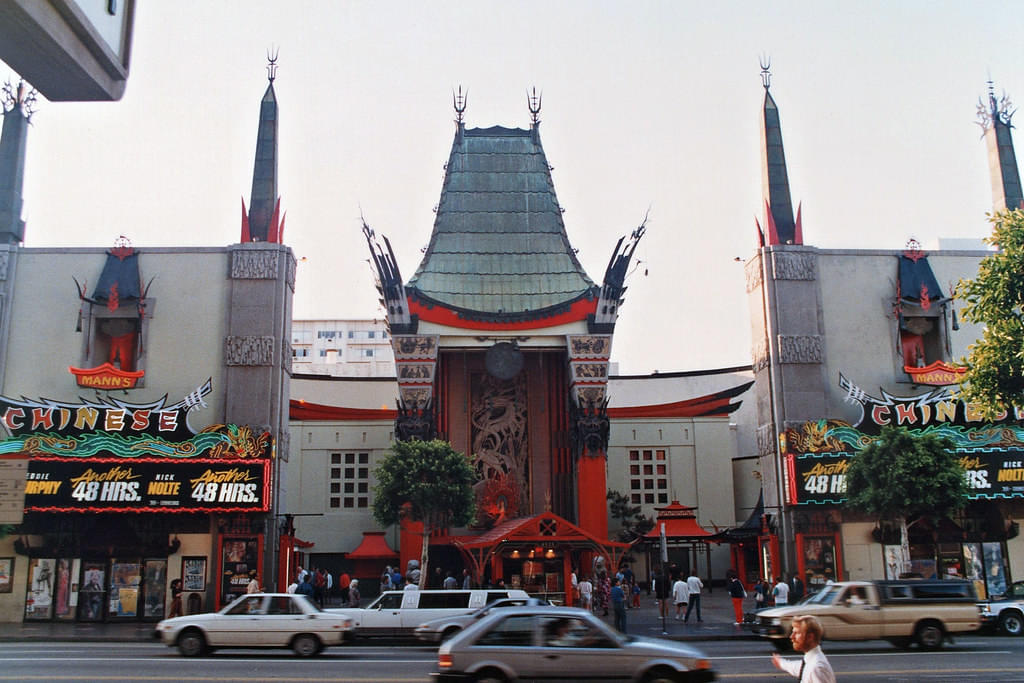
0 80 33 245
758 59 801 246
978 80 1023 212
241 50 284 243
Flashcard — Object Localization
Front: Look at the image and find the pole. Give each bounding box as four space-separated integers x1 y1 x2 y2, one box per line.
660 523 668 635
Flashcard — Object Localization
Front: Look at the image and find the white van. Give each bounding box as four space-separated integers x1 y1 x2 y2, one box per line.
340 589 529 638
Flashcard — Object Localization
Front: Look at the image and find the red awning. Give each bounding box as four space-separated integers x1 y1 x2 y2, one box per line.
290 400 397 421
643 501 715 540
345 531 398 559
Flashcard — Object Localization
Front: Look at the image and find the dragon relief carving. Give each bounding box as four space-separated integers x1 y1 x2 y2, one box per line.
471 373 529 520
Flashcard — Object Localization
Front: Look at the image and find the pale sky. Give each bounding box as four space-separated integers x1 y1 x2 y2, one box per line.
4 1 1023 374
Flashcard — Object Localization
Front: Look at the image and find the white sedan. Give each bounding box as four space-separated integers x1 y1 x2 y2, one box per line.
154 593 354 657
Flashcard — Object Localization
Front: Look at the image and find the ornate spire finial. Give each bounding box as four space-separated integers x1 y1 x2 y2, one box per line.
527 86 542 125
266 47 279 83
2 80 37 121
453 85 467 123
759 55 771 90
976 79 1016 134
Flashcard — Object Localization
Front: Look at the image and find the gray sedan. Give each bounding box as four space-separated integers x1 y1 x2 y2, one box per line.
433 605 715 682
415 597 550 643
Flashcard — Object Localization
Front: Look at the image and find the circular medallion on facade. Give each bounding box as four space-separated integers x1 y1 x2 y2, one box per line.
485 342 523 380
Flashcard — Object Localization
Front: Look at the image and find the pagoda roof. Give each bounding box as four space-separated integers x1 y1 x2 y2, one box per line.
643 501 715 540
345 531 398 560
406 124 596 318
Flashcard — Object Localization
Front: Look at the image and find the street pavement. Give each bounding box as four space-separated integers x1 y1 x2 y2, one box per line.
0 587 761 642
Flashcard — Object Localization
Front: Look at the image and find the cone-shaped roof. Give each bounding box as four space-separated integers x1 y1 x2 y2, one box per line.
0 82 30 244
760 86 797 245
406 123 596 317
246 80 280 241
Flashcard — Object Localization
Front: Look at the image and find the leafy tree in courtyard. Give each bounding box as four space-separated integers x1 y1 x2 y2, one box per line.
956 208 1024 416
607 490 654 544
844 425 967 576
372 439 477 588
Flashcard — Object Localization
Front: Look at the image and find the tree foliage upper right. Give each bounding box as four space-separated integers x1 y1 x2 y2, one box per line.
956 208 1024 416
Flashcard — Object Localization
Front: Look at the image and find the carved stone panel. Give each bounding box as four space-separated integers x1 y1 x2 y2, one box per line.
392 335 439 359
744 257 763 293
757 423 777 457
777 335 823 364
231 249 280 279
571 362 608 381
225 335 276 366
399 386 432 409
771 252 816 281
751 337 770 372
567 335 612 358
286 254 297 291
397 362 435 382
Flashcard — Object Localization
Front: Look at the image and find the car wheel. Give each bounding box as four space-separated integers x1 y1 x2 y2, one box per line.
473 668 507 683
642 666 683 683
999 610 1024 636
176 628 207 657
915 621 944 650
441 626 461 642
291 633 322 657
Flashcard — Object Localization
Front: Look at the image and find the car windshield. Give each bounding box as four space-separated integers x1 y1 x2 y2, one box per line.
803 585 845 605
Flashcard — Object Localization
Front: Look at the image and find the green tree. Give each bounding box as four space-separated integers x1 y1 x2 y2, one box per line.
606 490 654 544
956 208 1024 416
372 439 477 588
844 426 967 576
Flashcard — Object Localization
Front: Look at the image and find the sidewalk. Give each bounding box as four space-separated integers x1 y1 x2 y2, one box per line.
0 589 763 643
592 587 763 642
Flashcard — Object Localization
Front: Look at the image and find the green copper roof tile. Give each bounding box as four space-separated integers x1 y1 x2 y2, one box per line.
408 124 594 315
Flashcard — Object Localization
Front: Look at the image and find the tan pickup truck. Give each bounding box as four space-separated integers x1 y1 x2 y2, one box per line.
751 579 981 650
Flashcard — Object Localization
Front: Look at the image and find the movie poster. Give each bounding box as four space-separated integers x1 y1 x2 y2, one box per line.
53 558 80 621
78 563 106 621
142 559 167 619
24 558 56 620
109 560 141 618
221 538 259 606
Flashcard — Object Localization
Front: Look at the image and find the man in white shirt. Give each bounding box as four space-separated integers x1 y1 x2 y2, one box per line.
683 570 704 622
773 576 790 606
771 615 836 682
671 577 689 620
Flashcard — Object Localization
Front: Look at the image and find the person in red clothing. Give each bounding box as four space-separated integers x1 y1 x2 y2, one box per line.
727 571 747 624
339 572 351 606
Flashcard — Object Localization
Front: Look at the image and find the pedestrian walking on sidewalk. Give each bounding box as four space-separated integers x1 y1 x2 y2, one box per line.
683 570 704 623
654 569 671 620
672 575 689 620
727 571 747 624
611 577 627 632
771 614 836 682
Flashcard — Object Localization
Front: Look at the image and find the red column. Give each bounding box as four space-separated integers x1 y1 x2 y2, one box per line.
577 452 608 540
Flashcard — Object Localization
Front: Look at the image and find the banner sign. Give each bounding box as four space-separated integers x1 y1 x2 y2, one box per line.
0 380 213 440
787 449 1024 504
779 373 1024 503
23 458 270 513
0 379 270 461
